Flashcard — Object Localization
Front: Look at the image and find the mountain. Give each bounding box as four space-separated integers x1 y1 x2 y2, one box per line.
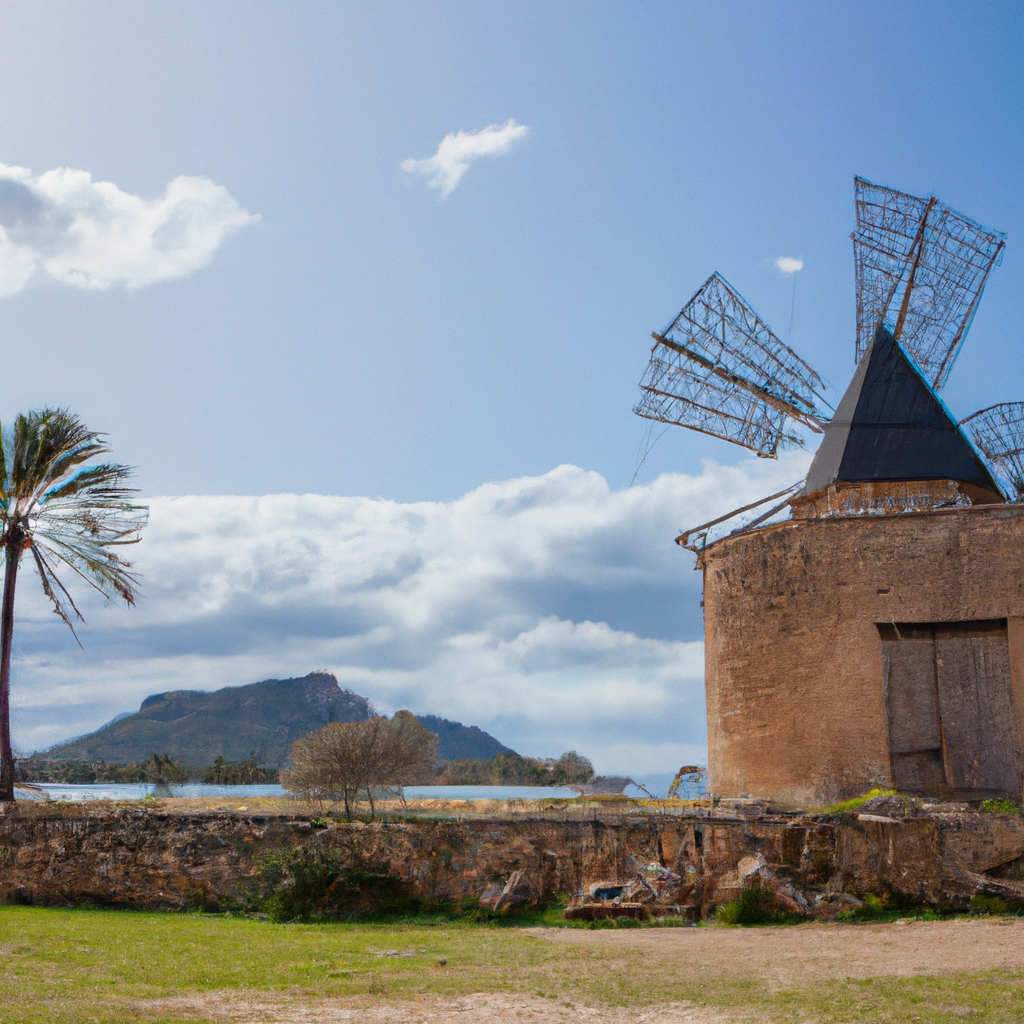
42 672 516 767
45 672 372 766
414 715 515 760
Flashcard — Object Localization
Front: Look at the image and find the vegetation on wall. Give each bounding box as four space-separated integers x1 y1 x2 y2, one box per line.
246 843 417 922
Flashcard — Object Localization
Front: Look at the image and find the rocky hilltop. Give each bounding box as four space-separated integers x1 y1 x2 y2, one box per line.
46 672 371 766
414 715 514 761
43 671 514 767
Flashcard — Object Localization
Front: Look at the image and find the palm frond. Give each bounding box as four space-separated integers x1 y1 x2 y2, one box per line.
31 530 141 605
0 407 148 639
29 543 85 646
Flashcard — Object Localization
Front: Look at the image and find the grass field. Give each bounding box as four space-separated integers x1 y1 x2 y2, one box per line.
2 907 1024 1023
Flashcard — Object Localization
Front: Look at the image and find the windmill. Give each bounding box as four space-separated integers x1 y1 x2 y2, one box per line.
960 403 1024 502
635 176 1018 550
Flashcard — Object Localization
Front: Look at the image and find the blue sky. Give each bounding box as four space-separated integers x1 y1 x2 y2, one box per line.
2 2 1022 771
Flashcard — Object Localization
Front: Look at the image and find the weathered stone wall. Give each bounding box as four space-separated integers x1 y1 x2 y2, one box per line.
3 807 1024 918
702 504 1024 804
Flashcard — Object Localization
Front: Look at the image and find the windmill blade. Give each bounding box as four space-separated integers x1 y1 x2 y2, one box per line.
960 402 1024 501
853 178 929 364
853 177 1005 389
637 359 803 455
634 273 830 458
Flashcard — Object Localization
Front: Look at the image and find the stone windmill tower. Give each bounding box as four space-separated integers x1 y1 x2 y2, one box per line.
636 178 1024 804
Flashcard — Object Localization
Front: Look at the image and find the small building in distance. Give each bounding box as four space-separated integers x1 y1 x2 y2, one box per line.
700 326 1024 805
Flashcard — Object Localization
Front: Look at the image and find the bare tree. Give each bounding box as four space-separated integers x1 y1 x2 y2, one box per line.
365 711 437 815
282 712 438 820
551 750 594 785
283 720 371 819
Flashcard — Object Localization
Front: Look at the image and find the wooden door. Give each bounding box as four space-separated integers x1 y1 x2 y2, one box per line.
880 624 946 793
933 621 1019 795
879 620 1021 798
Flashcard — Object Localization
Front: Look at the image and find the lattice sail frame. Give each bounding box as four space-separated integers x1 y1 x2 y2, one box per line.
634 273 830 457
853 177 1006 390
961 402 1024 501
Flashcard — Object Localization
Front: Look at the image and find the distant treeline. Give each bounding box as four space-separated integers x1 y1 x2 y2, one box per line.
432 750 593 787
17 752 279 786
17 749 594 789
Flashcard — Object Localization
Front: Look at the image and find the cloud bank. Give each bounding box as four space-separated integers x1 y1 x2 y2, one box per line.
775 256 804 275
401 119 529 197
0 164 259 298
11 456 808 774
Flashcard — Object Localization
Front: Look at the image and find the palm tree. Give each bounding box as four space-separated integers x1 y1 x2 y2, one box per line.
0 409 147 801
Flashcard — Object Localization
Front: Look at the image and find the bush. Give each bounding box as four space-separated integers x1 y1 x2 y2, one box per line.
551 751 594 786
836 892 891 922
716 880 789 925
821 788 897 815
970 893 1024 915
249 845 417 922
981 798 1022 814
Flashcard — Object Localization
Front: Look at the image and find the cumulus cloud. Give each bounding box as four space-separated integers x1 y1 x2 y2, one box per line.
0 163 259 298
775 256 804 275
10 455 809 773
401 119 529 197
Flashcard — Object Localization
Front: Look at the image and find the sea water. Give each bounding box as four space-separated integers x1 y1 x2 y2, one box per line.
13 782 582 802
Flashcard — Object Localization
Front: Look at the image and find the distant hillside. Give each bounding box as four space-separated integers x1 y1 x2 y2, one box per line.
45 672 372 766
415 715 514 761
43 672 517 768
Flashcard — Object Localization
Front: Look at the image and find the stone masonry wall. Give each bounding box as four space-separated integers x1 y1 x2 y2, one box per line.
702 504 1024 805
3 807 1024 919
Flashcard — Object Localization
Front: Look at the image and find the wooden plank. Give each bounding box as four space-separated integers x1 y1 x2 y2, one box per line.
1006 617 1024 778
890 750 946 792
935 626 1020 795
882 634 946 794
883 638 942 754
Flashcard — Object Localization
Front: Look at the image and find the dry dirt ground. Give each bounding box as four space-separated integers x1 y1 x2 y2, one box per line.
138 992 727 1024
539 916 1024 985
140 918 1024 1024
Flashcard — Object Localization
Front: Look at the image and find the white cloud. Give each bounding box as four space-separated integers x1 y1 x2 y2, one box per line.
775 256 804 275
0 163 259 298
10 454 809 774
401 119 529 197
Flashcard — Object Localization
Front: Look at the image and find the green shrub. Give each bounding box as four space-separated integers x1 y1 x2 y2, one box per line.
716 880 789 926
820 788 896 815
970 893 1024 915
981 798 1022 814
249 845 417 922
836 892 890 922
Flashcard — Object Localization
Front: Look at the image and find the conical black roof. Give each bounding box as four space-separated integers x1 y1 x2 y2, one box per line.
804 325 1001 496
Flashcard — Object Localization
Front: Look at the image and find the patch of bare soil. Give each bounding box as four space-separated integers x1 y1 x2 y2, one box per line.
538 917 1024 986
138 919 1024 1023
137 991 727 1024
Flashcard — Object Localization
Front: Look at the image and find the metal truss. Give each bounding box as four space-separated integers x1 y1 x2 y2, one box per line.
674 483 803 554
854 176 1005 390
634 273 830 458
961 402 1024 501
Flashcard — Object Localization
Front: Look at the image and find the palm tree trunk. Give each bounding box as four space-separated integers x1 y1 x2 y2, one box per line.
0 540 22 802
